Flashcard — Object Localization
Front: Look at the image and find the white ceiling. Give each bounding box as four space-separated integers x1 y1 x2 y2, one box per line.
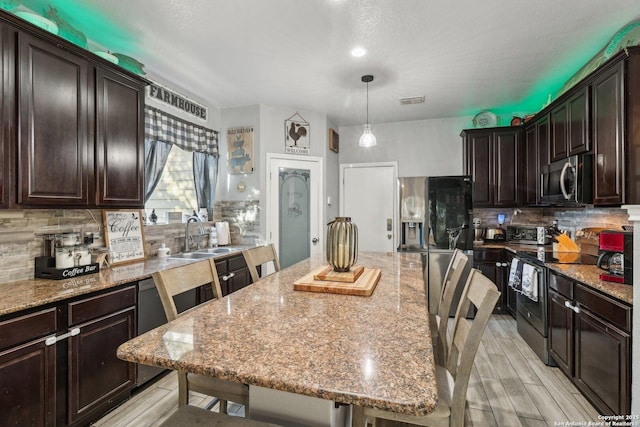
20 0 640 126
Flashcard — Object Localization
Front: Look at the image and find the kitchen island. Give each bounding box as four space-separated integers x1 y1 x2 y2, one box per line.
117 251 436 418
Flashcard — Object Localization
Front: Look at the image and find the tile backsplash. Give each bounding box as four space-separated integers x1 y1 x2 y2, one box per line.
0 200 262 285
473 206 630 237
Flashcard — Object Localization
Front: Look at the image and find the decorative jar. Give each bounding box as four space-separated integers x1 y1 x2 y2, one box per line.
326 217 358 272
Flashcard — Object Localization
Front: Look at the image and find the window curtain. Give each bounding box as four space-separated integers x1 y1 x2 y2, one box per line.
193 152 218 211
144 140 173 203
144 105 219 205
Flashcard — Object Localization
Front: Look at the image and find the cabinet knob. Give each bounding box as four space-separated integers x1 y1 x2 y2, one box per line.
222 272 236 281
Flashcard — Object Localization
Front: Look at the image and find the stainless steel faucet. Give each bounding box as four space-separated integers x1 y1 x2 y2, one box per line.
185 215 202 252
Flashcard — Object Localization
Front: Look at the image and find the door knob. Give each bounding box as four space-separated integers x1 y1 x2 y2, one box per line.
312 238 318 244
387 234 392 240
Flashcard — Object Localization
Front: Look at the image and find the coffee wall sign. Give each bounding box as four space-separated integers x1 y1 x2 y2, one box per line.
102 210 147 265
147 82 208 122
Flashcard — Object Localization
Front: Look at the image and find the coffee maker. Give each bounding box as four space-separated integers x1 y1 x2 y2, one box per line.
597 230 633 285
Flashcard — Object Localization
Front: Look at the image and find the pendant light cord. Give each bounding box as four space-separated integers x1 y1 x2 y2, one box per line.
366 81 369 125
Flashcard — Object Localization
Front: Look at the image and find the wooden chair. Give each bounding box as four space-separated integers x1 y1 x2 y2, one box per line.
359 269 500 427
152 260 250 416
430 249 469 364
242 244 281 282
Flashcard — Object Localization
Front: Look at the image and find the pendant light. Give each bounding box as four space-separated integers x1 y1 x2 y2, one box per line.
359 75 377 147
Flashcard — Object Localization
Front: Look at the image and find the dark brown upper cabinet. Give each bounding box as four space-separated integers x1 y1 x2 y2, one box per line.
17 32 92 206
462 126 524 207
0 10 148 209
0 22 14 209
95 68 145 207
592 61 625 206
550 87 590 162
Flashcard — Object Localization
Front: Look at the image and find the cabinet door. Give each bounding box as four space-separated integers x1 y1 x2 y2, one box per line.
592 62 624 205
537 115 550 172
465 132 493 206
550 103 568 161
503 253 517 317
494 130 521 206
474 261 506 313
574 307 630 416
567 87 590 155
548 289 573 376
0 339 56 426
0 23 14 208
95 68 145 207
17 32 91 206
68 306 135 425
524 125 538 205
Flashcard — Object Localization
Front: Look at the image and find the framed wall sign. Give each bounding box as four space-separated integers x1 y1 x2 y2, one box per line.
285 112 310 154
227 127 254 173
329 128 339 153
102 210 147 265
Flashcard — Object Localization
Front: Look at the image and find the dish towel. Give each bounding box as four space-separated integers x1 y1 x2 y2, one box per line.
521 264 539 302
508 258 523 292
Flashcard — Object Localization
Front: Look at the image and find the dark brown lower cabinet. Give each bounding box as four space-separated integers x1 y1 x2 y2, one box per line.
473 249 509 314
67 285 136 426
548 270 631 416
0 308 57 426
0 285 136 427
201 253 254 300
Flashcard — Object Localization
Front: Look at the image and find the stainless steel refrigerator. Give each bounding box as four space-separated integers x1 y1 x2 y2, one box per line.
426 176 474 315
398 176 427 252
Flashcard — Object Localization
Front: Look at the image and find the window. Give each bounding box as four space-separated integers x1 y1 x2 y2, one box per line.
145 147 197 223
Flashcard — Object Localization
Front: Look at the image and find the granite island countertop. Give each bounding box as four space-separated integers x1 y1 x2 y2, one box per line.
118 251 437 416
0 246 253 317
474 242 633 305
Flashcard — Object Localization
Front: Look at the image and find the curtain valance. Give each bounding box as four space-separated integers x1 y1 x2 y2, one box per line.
144 105 218 156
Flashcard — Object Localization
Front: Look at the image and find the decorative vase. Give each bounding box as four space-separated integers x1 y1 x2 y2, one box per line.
326 217 358 272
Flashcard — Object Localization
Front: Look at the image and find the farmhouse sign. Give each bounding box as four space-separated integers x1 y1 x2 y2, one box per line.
147 82 208 121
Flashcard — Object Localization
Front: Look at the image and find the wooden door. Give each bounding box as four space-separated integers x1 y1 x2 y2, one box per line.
464 131 493 206
574 306 630 416
550 103 568 161
592 62 625 205
547 289 573 375
0 23 14 208
95 68 145 207
567 87 590 155
494 129 521 206
524 125 538 205
17 32 91 206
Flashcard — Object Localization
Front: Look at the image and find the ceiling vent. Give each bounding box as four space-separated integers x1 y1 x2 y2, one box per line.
399 96 425 105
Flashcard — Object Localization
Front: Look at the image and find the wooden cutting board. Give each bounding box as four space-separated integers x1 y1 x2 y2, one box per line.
294 265 381 296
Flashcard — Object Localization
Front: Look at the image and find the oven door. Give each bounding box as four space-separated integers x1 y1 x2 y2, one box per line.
515 260 547 336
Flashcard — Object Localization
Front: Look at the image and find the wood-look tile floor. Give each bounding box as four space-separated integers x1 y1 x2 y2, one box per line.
93 314 600 427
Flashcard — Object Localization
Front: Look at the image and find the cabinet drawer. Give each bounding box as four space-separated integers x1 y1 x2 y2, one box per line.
215 259 228 275
549 271 574 299
228 254 247 271
473 249 504 262
0 307 57 351
69 285 136 326
575 283 631 333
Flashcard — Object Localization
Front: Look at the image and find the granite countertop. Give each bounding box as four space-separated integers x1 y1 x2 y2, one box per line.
118 251 437 416
0 247 252 317
474 242 633 305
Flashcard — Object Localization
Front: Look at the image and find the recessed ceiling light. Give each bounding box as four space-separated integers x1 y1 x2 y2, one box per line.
351 47 367 57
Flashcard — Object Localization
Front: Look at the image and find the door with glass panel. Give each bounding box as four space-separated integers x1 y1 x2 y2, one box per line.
267 154 322 270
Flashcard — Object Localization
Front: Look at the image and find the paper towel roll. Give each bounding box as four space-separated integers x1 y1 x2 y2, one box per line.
216 222 230 245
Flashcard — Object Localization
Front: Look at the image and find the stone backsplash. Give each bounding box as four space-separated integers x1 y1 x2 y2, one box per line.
0 200 262 285
473 206 630 237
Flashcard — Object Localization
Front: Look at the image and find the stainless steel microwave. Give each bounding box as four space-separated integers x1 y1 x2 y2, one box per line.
540 154 593 205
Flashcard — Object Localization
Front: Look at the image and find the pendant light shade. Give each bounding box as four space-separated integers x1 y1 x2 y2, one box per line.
359 75 376 148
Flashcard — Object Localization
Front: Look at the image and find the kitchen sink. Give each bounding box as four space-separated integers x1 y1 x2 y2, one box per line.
196 247 240 254
168 252 216 259
168 247 242 260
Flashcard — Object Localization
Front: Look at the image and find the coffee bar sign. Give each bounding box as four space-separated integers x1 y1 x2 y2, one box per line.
147 82 208 121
